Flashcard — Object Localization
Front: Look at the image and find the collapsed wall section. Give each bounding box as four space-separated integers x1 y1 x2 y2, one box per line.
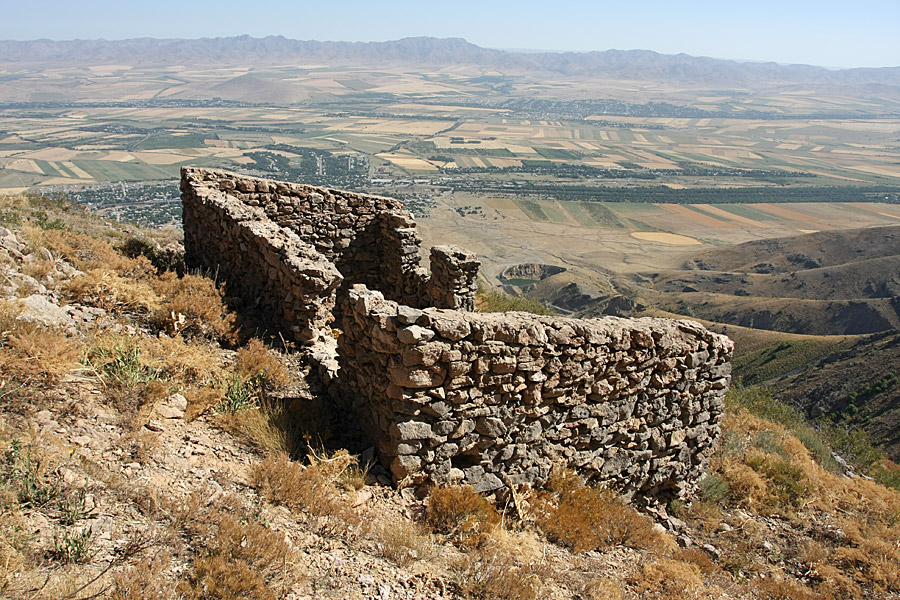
181 167 478 311
181 170 342 345
339 285 733 499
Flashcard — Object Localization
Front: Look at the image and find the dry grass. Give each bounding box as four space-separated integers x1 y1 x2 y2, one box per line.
219 399 292 455
116 430 160 465
426 484 501 547
217 392 316 457
150 272 238 343
582 578 625 600
628 558 704 599
177 513 295 600
0 299 84 387
234 338 290 388
140 335 224 386
64 268 159 313
109 551 174 600
533 469 674 554
36 228 157 277
687 390 900 598
368 518 436 567
84 332 167 415
0 323 84 384
454 532 548 600
252 451 360 534
158 493 300 600
183 385 225 421
30 226 238 346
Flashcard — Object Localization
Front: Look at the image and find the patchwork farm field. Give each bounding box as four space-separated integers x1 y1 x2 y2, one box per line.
2 59 900 282
418 189 900 288
2 60 900 194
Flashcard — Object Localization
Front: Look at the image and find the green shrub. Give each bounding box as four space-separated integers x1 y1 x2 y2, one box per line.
50 527 94 563
699 473 730 504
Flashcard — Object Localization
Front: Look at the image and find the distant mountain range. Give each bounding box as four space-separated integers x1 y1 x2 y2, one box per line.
2 36 900 87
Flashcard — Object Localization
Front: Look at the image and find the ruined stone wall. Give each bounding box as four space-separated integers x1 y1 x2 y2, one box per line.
182 171 342 345
338 285 733 499
183 167 734 501
181 167 477 311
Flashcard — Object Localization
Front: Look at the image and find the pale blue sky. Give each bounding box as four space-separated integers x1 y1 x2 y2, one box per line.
2 0 898 68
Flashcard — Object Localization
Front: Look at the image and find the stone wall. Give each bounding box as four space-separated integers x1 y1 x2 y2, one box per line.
182 167 734 501
182 171 342 345
181 167 478 312
338 285 733 500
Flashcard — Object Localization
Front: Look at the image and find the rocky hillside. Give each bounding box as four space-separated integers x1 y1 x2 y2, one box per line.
774 330 900 461
639 226 900 335
1 194 899 599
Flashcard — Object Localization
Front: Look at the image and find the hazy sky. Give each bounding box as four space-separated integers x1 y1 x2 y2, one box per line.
3 0 899 69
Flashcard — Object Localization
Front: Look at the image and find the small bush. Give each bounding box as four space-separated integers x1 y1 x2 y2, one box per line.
32 210 67 231
92 341 160 388
744 451 809 511
177 514 295 600
49 526 94 563
535 469 671 553
726 384 805 429
252 452 357 530
698 473 730 504
426 485 500 547
869 459 900 491
150 272 238 343
118 236 185 275
219 372 256 413
792 426 843 475
56 487 90 525
339 458 371 491
234 338 290 388
1 440 60 508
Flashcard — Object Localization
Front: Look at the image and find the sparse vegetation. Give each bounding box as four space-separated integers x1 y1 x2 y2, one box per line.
476 288 554 315
426 484 500 547
2 184 900 599
534 468 672 553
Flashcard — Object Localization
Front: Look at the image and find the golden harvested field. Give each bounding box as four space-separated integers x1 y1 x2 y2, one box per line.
663 204 738 229
375 153 439 171
630 231 701 245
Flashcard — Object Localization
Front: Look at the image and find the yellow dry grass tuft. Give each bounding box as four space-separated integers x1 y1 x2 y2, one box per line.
150 272 238 343
177 514 295 600
109 551 173 600
251 451 360 534
426 484 501 547
234 337 290 388
628 557 704 599
64 268 159 313
454 530 548 600
0 301 84 385
533 469 674 554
